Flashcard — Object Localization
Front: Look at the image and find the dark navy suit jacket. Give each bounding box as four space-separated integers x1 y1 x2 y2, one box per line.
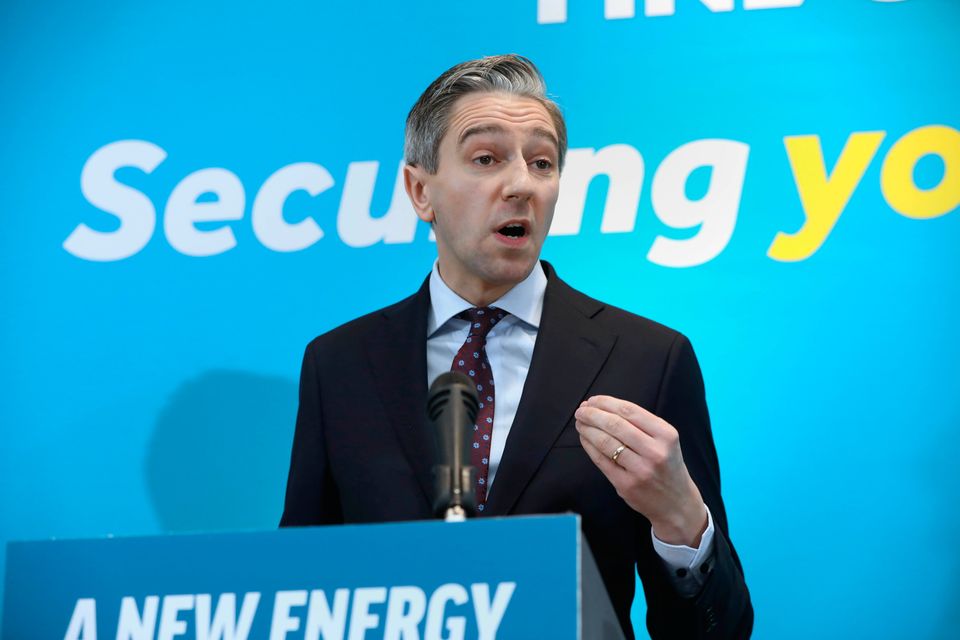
281 262 753 639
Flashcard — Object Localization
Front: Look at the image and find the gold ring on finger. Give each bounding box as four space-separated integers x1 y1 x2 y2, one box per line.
611 444 627 463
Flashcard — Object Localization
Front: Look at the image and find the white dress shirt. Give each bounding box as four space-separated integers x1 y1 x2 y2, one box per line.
425 261 714 595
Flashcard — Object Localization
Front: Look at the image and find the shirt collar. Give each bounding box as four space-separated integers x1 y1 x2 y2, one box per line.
427 261 547 337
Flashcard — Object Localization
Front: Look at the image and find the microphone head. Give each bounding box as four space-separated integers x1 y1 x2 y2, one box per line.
427 371 479 422
428 370 475 395
427 370 480 517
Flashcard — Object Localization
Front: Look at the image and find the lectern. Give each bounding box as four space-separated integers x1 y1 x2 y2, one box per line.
3 514 625 639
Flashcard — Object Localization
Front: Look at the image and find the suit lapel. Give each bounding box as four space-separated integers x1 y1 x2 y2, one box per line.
366 277 435 505
484 264 617 515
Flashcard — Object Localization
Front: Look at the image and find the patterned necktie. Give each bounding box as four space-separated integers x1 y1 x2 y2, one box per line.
450 306 506 510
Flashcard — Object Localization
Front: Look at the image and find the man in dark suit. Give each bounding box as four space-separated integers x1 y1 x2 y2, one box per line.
282 55 752 638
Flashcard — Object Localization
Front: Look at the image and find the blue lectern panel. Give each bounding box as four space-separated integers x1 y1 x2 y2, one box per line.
3 515 580 639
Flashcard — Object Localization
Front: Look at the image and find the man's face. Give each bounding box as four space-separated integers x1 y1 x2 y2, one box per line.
405 92 561 304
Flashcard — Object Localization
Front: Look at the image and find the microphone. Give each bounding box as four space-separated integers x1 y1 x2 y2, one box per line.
427 371 479 521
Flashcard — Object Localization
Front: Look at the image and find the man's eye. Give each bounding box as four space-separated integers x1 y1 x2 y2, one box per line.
534 159 553 170
474 155 494 166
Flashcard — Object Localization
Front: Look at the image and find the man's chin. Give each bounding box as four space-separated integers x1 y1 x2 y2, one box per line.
483 256 539 288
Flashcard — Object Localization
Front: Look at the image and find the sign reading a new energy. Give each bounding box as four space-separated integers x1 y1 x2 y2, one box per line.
1 1 957 638
4 517 589 640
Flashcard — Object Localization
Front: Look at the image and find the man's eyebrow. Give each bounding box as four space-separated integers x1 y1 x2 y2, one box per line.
457 124 559 154
530 127 560 153
457 124 505 147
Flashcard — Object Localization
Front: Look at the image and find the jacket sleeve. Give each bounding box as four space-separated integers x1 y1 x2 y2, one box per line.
642 333 753 639
279 341 344 527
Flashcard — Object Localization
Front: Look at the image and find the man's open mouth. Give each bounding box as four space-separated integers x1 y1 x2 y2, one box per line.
497 224 527 238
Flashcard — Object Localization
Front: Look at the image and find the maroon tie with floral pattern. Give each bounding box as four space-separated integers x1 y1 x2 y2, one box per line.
450 307 506 510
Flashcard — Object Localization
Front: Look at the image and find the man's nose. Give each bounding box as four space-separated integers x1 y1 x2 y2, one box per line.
501 157 534 201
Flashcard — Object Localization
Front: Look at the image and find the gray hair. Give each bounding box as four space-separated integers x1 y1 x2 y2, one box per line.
404 54 567 174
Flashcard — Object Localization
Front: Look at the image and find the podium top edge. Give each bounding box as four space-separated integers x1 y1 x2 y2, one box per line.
5 512 583 548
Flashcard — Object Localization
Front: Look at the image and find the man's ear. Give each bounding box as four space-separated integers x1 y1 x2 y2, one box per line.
403 164 434 223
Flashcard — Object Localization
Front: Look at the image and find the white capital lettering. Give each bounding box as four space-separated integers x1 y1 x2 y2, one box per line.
645 0 733 17
536 0 636 22
116 596 160 640
157 595 193 640
304 589 349 640
537 0 567 23
65 140 166 261
743 0 803 8
471 583 516 640
347 587 388 640
383 586 427 640
195 592 260 640
425 584 468 640
605 0 635 19
64 598 97 640
270 590 307 640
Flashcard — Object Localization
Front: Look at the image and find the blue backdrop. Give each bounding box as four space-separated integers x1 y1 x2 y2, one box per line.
2 1 958 637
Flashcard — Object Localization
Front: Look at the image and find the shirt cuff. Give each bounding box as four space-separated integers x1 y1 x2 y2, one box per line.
650 504 716 598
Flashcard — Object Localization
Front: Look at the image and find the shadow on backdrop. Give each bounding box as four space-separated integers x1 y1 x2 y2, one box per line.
146 370 297 532
939 580 960 640
929 434 960 640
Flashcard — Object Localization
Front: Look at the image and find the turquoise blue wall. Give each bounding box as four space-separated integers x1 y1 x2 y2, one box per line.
2 1 958 637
